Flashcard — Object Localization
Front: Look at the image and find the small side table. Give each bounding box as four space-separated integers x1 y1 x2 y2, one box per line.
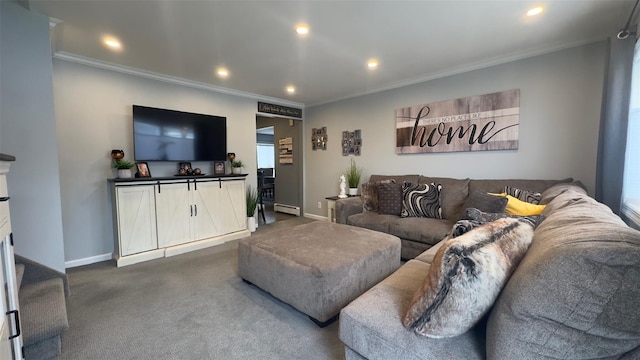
326 195 357 223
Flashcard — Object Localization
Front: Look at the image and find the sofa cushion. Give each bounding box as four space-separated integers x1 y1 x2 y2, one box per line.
469 178 573 198
418 177 470 221
402 218 535 338
539 181 588 205
347 212 397 234
388 217 454 245
401 182 442 219
461 190 508 215
339 260 485 360
377 182 403 215
487 191 640 359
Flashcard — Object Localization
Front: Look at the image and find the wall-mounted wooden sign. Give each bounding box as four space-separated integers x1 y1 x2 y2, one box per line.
396 89 520 154
258 102 302 118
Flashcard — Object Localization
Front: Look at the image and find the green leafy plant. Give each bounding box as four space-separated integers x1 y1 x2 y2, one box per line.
246 185 260 217
231 160 244 168
345 159 363 188
112 159 135 169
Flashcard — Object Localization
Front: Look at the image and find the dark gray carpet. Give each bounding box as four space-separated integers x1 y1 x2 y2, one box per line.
58 217 344 359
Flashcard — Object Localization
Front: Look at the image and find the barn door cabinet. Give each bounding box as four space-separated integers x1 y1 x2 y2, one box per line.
0 155 23 360
110 175 249 267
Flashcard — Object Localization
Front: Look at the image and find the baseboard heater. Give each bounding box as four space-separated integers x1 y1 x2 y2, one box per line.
274 203 300 216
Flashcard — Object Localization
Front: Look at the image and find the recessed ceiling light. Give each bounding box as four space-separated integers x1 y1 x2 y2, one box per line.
286 86 296 94
216 67 229 78
367 59 379 70
295 24 309 35
526 6 544 16
103 37 122 50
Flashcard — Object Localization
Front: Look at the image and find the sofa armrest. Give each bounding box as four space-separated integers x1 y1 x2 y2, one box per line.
335 197 363 224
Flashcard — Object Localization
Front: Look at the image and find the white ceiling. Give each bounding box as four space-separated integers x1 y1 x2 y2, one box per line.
27 0 636 107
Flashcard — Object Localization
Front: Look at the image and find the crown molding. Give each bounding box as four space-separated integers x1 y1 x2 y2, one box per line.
52 52 305 109
307 38 606 108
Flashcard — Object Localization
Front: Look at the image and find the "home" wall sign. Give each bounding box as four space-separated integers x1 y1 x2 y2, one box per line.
395 89 520 154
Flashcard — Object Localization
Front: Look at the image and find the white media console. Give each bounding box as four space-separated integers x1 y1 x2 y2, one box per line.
109 175 249 267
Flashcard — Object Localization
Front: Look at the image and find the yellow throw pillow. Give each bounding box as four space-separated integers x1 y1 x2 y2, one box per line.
489 193 546 216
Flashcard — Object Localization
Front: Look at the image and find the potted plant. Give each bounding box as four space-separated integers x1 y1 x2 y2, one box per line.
246 185 260 232
231 160 244 175
113 159 135 179
345 158 363 195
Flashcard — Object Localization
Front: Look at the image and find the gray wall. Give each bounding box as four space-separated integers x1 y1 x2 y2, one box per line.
256 116 303 210
0 2 67 272
304 42 607 218
53 60 261 265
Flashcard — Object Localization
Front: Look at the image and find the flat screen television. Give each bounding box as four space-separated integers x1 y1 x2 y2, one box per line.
133 105 227 161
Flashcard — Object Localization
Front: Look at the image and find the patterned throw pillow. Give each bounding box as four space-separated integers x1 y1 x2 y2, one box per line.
402 217 535 338
361 180 395 212
503 186 542 205
401 182 442 219
377 182 403 216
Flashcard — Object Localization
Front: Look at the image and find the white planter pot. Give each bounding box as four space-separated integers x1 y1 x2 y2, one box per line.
348 187 358 196
247 216 256 232
232 167 242 174
118 169 133 179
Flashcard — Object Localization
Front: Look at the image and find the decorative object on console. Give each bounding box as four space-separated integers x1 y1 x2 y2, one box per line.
246 185 260 232
135 162 151 178
231 160 244 174
402 217 535 338
345 158 363 195
400 182 443 219
338 175 347 198
112 159 135 178
111 149 125 160
213 161 225 175
312 127 327 151
178 162 192 175
342 129 362 156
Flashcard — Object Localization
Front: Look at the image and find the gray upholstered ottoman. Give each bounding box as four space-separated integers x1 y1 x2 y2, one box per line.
238 221 401 326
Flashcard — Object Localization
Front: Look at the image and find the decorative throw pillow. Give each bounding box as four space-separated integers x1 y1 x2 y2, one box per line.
377 182 403 216
503 186 542 205
490 193 546 215
361 180 395 212
402 217 535 338
460 190 508 216
401 182 443 219
444 208 544 242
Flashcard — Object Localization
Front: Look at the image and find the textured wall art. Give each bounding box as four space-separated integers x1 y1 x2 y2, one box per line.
342 129 362 156
396 89 520 154
312 127 327 151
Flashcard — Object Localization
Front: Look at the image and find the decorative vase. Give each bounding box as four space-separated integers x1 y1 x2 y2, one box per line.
118 169 133 179
348 187 358 196
232 167 242 174
111 149 124 160
247 216 256 232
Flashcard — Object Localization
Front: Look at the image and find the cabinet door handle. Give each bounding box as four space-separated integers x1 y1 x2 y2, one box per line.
194 179 197 191
156 181 161 194
187 180 191 191
6 310 21 340
0 196 10 202
190 205 193 217
194 204 197 216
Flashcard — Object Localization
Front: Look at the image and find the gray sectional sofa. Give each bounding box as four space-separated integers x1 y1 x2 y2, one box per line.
336 174 576 259
338 181 640 359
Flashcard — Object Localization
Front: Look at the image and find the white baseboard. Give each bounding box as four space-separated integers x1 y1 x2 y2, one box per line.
274 203 300 216
65 253 112 268
304 213 328 221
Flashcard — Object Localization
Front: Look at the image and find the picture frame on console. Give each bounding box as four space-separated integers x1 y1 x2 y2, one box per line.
136 162 151 178
213 161 225 175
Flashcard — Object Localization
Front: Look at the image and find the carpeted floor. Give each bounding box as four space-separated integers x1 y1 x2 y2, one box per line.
58 217 344 359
